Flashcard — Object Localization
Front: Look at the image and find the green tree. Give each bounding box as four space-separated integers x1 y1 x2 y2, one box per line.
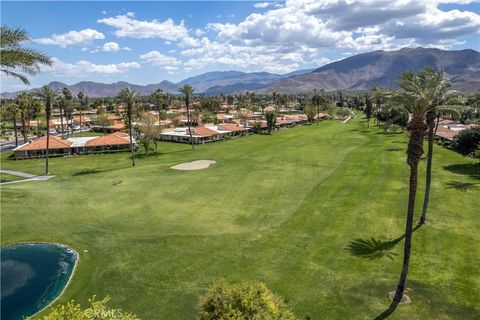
304 103 317 123
388 67 445 307
62 87 74 137
198 280 296 320
6 102 19 146
118 88 138 166
179 84 195 150
16 92 32 143
37 85 56 175
151 89 165 126
34 296 140 320
0 26 52 85
77 91 88 134
365 93 373 128
451 127 480 157
266 112 276 134
137 112 161 154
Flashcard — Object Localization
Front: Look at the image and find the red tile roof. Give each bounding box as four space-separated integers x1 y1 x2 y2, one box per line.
191 127 218 137
17 136 72 151
435 126 457 141
218 124 245 132
85 133 131 147
106 123 126 130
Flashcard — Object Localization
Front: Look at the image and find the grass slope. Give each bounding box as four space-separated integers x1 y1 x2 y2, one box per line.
1 120 479 319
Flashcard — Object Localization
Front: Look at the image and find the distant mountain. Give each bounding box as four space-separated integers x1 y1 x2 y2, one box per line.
262 47 480 93
2 48 478 98
1 80 179 99
178 70 283 92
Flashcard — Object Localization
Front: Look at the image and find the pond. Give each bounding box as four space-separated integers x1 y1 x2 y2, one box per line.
1 243 77 320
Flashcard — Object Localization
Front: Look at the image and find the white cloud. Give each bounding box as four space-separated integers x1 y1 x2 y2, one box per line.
123 47 132 51
43 58 140 76
97 13 188 41
140 51 181 73
254 2 271 9
102 42 120 52
34 29 105 48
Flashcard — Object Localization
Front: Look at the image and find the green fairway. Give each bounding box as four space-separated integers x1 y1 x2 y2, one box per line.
1 120 479 320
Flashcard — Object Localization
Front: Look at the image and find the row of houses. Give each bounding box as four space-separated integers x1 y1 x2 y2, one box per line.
13 132 133 159
159 114 327 144
434 119 478 141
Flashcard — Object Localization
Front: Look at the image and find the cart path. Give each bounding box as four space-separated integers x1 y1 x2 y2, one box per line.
0 170 55 185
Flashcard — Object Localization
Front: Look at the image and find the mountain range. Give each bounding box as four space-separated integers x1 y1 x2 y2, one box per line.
1 47 479 99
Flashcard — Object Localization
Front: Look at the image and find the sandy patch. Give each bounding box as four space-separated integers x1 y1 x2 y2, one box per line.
171 160 216 170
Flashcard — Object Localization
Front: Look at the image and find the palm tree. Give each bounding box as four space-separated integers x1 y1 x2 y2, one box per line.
0 26 52 85
16 92 32 143
77 91 88 135
419 72 450 225
62 87 74 137
118 88 137 166
152 89 165 127
389 66 445 304
37 85 56 175
6 102 19 147
179 85 195 150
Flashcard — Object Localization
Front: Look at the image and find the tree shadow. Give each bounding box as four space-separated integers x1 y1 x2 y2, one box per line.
385 148 403 152
446 180 479 192
346 224 422 260
374 300 399 320
72 168 104 176
443 163 480 180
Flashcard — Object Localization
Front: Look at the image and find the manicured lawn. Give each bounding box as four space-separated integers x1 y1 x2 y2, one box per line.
0 173 23 183
1 120 479 319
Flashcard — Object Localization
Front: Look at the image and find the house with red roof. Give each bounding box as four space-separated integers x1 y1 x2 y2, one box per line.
13 132 135 159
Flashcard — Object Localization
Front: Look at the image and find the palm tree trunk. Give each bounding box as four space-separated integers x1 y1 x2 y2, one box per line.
60 106 65 138
12 114 18 147
392 116 427 303
128 110 135 167
45 114 50 175
186 102 195 150
36 115 40 137
21 111 27 143
158 104 162 128
79 108 83 135
420 113 435 225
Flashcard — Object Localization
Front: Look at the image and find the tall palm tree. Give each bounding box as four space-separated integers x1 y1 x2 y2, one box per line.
0 26 52 85
62 87 74 137
16 92 32 143
77 91 88 134
6 102 19 147
419 71 450 225
118 88 137 166
37 85 56 175
179 85 195 150
390 66 445 304
152 89 165 127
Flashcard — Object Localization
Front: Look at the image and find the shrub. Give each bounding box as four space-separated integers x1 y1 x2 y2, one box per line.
451 127 480 157
36 296 140 320
198 280 296 320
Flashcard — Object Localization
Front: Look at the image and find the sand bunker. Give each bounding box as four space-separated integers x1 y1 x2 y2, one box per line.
171 160 216 170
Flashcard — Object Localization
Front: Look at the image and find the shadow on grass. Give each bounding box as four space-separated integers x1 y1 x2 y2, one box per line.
374 301 399 320
385 148 403 152
346 225 421 260
73 169 104 176
446 180 479 191
443 163 480 180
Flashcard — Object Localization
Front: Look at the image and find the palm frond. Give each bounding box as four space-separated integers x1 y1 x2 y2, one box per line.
0 68 30 84
0 26 29 48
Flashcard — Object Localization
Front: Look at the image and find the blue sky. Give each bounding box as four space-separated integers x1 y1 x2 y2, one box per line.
1 1 479 91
